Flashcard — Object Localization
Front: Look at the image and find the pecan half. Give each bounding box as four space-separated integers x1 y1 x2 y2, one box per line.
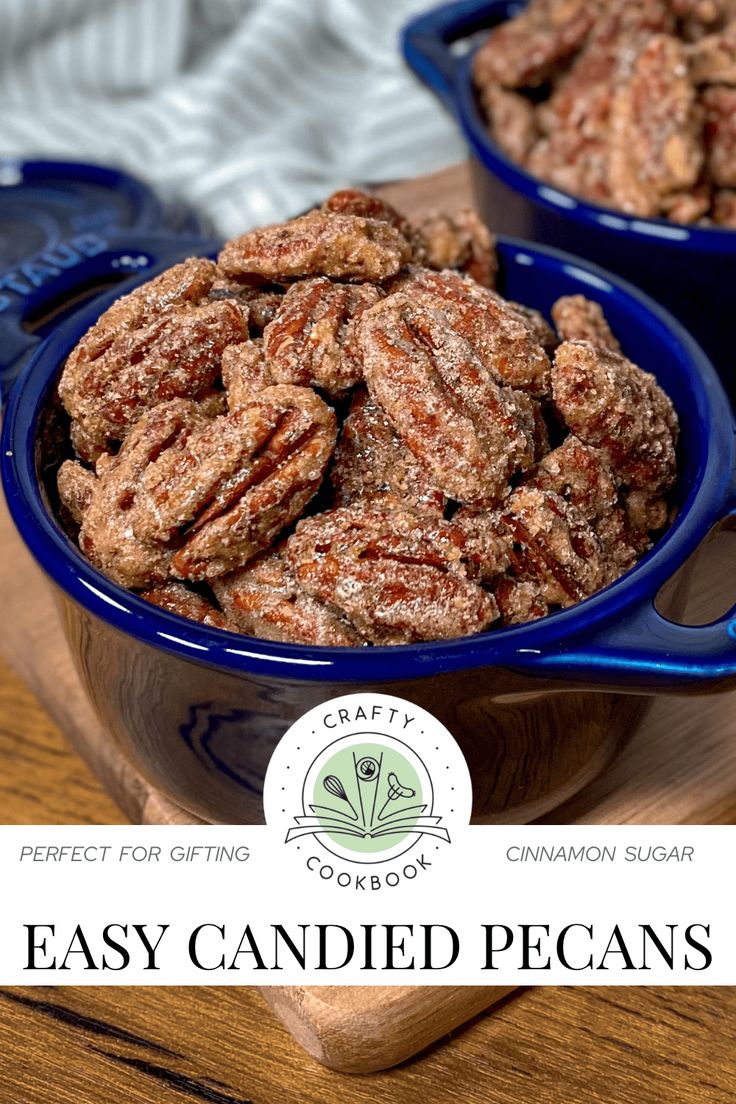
58 399 204 589
551 340 679 493
141 581 234 630
473 0 598 89
394 268 551 395
551 295 621 352
480 85 539 165
208 275 285 334
221 341 272 409
496 485 619 609
263 277 381 395
218 210 412 284
703 85 736 188
357 294 538 505
214 549 360 646
132 385 337 580
688 18 736 83
608 35 704 217
329 388 446 514
412 209 498 288
59 257 246 452
322 188 423 256
286 504 498 644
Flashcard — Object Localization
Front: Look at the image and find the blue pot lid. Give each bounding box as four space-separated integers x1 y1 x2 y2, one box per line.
0 159 211 389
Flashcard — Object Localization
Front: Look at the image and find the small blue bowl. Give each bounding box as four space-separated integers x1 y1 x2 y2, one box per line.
403 0 736 392
3 233 736 824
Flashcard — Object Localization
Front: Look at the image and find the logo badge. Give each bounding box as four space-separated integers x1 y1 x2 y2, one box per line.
264 693 472 875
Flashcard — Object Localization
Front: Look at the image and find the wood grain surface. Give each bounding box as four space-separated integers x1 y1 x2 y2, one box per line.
1 163 735 1101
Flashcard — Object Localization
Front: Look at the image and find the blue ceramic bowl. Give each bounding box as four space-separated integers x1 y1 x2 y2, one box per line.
403 0 736 392
3 233 736 824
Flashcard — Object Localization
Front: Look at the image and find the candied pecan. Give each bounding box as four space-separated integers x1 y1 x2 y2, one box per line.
218 210 412 284
395 269 551 395
263 278 381 396
494 577 550 624
59 289 246 452
495 485 618 607
322 189 424 256
357 294 538 505
57 459 97 526
688 18 736 82
712 187 736 222
141 581 234 630
480 85 539 164
131 385 337 581
525 435 640 568
551 295 621 352
61 399 205 590
473 0 598 90
214 550 360 646
659 177 712 222
413 209 498 287
329 388 446 514
209 276 285 333
527 131 612 205
526 435 620 518
551 340 679 493
69 418 105 465
703 85 736 187
452 507 512 583
285 504 498 644
221 341 272 409
608 35 704 217
507 301 559 357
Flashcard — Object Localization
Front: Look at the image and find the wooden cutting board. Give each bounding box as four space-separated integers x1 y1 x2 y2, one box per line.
3 164 736 1074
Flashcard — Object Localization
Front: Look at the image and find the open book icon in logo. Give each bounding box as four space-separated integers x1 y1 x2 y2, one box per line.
285 746 450 851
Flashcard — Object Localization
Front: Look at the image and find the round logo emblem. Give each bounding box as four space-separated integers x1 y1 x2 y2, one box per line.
264 693 472 870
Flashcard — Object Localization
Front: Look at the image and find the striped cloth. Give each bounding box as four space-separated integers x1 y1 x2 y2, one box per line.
0 0 464 236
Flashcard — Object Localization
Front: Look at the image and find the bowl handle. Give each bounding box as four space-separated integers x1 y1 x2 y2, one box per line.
0 231 221 397
402 0 498 111
518 495 736 693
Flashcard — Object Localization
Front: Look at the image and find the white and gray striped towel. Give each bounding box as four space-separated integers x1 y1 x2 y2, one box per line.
0 0 464 236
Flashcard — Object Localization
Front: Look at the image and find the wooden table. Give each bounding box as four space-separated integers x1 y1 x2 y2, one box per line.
2 164 735 1102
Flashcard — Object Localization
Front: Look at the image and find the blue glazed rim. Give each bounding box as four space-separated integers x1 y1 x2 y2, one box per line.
3 233 736 689
403 0 736 253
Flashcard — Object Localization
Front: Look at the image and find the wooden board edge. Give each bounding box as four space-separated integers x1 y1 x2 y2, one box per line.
260 984 517 1073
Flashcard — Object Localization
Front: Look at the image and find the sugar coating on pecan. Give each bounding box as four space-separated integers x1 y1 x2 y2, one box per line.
496 485 618 608
552 340 679 493
473 0 597 89
607 35 703 217
58 259 246 452
357 294 538 505
58 399 205 590
329 388 446 514
141 581 234 630
525 435 639 568
395 268 551 395
218 210 412 284
412 209 498 288
713 187 736 223
480 85 540 165
688 18 736 82
263 277 381 395
214 550 359 646
322 188 424 257
551 295 622 352
221 341 272 409
286 505 498 644
703 85 736 187
208 276 284 334
130 385 337 581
